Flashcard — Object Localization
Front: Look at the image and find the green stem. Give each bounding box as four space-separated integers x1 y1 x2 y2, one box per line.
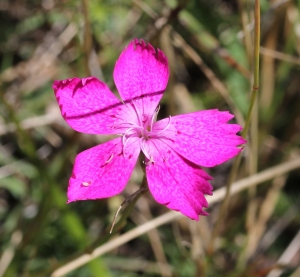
111 180 148 232
1 96 36 160
82 0 92 76
207 0 260 254
85 176 148 251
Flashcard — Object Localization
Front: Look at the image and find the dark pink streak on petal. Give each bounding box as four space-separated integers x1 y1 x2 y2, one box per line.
113 39 169 117
145 139 213 221
53 77 125 134
68 137 140 202
153 109 246 167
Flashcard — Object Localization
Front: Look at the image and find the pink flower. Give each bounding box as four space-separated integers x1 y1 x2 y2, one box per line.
53 39 246 220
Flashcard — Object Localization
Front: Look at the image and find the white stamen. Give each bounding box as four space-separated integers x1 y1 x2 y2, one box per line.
130 100 143 126
140 139 151 160
122 127 135 146
122 137 130 157
151 116 172 135
82 182 90 187
122 128 139 157
112 121 142 130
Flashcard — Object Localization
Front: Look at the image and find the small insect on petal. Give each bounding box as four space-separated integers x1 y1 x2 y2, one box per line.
105 154 114 164
82 182 91 187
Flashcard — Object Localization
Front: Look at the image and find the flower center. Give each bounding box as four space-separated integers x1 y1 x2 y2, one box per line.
119 101 171 164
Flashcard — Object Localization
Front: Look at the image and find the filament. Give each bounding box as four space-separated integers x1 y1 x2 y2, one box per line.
150 116 172 135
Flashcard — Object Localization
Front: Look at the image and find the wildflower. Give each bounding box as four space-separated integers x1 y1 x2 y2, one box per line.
53 39 246 220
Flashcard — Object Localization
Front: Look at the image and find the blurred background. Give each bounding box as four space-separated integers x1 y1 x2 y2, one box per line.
0 0 300 276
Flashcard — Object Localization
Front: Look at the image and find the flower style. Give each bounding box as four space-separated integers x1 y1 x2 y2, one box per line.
53 39 246 220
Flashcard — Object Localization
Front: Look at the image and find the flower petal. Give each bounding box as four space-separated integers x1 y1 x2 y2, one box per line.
145 139 213 220
68 137 140 202
113 39 169 117
53 77 125 134
153 109 246 167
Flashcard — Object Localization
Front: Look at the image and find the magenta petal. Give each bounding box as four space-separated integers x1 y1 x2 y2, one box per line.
145 139 213 220
113 39 169 116
53 77 124 134
153 109 246 167
68 137 140 202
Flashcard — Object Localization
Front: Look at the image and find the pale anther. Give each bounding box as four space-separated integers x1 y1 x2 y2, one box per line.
150 105 160 130
105 154 114 164
145 156 155 165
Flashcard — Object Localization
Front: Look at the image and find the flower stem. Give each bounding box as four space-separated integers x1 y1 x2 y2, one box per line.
89 176 149 251
109 177 149 233
207 0 260 254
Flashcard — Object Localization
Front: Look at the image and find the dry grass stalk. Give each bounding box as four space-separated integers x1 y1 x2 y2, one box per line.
259 204 299 253
173 83 198 113
266 229 300 277
172 31 245 126
245 175 287 260
0 231 23 277
260 47 300 65
130 185 173 277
